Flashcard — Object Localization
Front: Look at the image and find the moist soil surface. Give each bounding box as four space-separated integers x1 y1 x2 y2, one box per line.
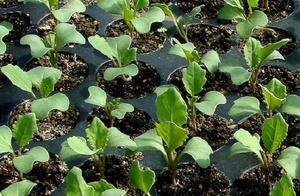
25 53 88 91
86 107 156 139
96 61 160 99
156 163 230 195
0 54 17 87
80 155 143 196
105 19 166 53
9 100 78 141
0 0 24 8
0 152 68 196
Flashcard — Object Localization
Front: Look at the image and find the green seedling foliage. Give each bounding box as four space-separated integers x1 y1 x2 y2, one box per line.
0 126 13 154
229 96 262 117
270 174 296 196
0 22 12 54
88 35 138 81
194 91 227 116
129 161 155 196
0 180 36 196
280 95 300 117
182 62 206 96
277 147 300 179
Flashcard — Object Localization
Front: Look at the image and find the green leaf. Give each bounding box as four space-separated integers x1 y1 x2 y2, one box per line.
219 59 250 85
27 67 61 89
31 93 70 119
156 87 187 126
261 78 286 111
0 126 13 153
106 127 137 151
88 35 114 60
181 137 213 168
218 5 245 20
12 113 37 148
20 34 51 58
236 10 268 39
101 189 126 196
0 21 13 31
169 39 195 59
182 62 206 96
65 167 95 196
228 96 261 117
52 0 86 22
258 38 290 63
277 146 300 179
0 25 10 54
1 180 36 196
135 0 149 11
129 161 155 195
226 142 255 158
195 91 226 116
67 136 97 155
1 64 34 97
111 103 134 119
88 179 115 194
270 173 296 196
59 137 87 161
155 122 188 151
232 129 262 156
244 37 261 68
188 6 201 20
224 0 243 9
97 0 126 16
13 146 49 173
262 114 287 153
131 7 165 34
106 35 132 59
55 23 85 50
201 50 220 73
86 117 109 150
85 86 107 107
281 95 300 117
121 48 137 66
104 64 139 81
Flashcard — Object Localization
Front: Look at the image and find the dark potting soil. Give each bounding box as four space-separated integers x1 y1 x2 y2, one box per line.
0 12 31 45
59 0 97 6
80 155 143 196
105 19 166 53
174 24 233 55
25 53 88 91
86 107 156 139
0 0 24 8
96 61 160 99
0 53 17 87
9 100 79 141
234 165 300 195
0 152 68 196
150 0 171 4
156 163 230 195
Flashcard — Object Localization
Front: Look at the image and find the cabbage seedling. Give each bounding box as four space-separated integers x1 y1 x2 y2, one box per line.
20 23 85 68
227 113 300 189
270 174 296 196
98 0 165 38
1 64 69 119
85 86 134 127
59 117 137 179
88 35 138 81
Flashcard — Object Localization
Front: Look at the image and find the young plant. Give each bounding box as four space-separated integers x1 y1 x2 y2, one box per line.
131 87 213 186
270 173 296 196
0 113 49 192
85 86 134 127
0 21 13 54
152 3 201 43
59 117 137 179
227 113 300 189
65 167 126 196
88 35 138 81
1 64 69 119
20 23 85 67
220 37 290 93
98 0 165 38
218 0 268 38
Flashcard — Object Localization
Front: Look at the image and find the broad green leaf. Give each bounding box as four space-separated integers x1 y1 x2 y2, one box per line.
0 126 13 153
168 40 196 61
232 129 262 156
103 64 139 81
0 21 13 31
86 117 109 150
154 85 179 96
182 62 206 96
281 95 300 117
59 137 87 161
219 59 250 85
156 87 187 126
131 7 165 34
258 39 290 64
52 0 86 22
55 23 85 50
85 86 107 107
12 113 37 148
277 146 300 179
262 114 287 153
248 0 259 7
101 189 126 196
1 65 34 97
270 173 296 196
218 5 245 20
97 0 125 15
20 34 51 58
31 93 69 119
261 78 286 111
39 76 56 98
236 10 268 39
195 91 226 116
244 37 261 68
129 161 155 195
121 48 137 66
135 0 149 11
0 25 10 54
27 67 61 89
224 0 243 9
180 137 213 168
111 103 134 119
13 146 49 173
106 127 137 151
228 96 261 117
65 167 95 196
67 136 97 155
151 3 175 22
106 35 132 58
226 142 255 158
155 122 188 151
1 180 36 196
200 50 220 73
88 35 114 59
